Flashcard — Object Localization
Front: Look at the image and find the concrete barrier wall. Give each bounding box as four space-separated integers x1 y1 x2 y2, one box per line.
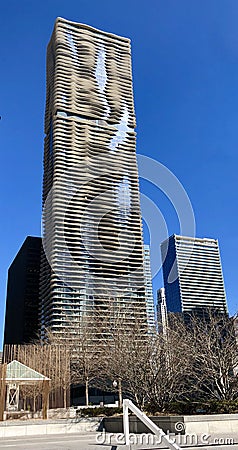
0 418 101 438
184 414 238 434
103 416 184 434
1 414 238 438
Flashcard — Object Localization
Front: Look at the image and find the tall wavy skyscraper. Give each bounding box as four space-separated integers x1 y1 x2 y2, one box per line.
40 17 147 337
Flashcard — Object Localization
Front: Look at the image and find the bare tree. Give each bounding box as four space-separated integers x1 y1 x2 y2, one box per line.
46 317 102 407
115 314 194 410
97 313 145 407
3 342 71 409
5 307 237 413
71 321 102 407
187 310 238 401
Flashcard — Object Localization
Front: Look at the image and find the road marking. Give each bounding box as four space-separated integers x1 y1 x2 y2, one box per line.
1 438 94 447
0 434 94 442
0 435 95 445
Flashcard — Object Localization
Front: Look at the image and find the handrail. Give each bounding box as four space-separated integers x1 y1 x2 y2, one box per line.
123 399 182 450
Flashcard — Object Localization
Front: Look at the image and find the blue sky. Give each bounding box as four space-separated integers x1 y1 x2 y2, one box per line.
1 0 238 347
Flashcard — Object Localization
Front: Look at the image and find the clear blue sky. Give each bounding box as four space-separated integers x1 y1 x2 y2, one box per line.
1 0 238 348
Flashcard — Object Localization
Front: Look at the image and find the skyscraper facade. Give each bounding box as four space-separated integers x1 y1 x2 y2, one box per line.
161 234 228 318
40 18 147 337
4 237 42 345
143 245 155 329
157 287 168 334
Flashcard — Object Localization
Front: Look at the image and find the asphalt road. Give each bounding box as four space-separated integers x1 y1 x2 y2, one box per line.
0 433 106 450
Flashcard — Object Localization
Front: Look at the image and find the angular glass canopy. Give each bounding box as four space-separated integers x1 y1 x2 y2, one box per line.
5 360 50 381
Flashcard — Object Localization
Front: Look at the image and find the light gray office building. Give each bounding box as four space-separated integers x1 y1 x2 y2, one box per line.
161 234 228 318
143 245 155 329
157 287 168 333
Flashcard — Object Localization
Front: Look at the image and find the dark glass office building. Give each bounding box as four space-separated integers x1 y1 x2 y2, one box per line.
4 236 42 345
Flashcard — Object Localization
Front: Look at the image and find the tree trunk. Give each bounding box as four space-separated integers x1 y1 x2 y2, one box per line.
118 378 123 408
63 388 67 409
33 393 36 413
0 364 6 421
85 377 89 407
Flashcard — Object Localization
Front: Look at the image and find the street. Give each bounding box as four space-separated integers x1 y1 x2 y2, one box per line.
0 432 106 450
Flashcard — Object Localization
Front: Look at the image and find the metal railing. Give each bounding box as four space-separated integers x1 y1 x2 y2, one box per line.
123 399 182 450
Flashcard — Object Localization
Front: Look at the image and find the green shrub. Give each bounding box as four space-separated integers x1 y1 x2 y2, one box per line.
77 406 122 417
161 400 238 415
77 400 238 417
148 399 238 415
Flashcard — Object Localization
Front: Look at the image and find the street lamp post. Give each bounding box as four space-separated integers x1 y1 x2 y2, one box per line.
113 378 122 408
